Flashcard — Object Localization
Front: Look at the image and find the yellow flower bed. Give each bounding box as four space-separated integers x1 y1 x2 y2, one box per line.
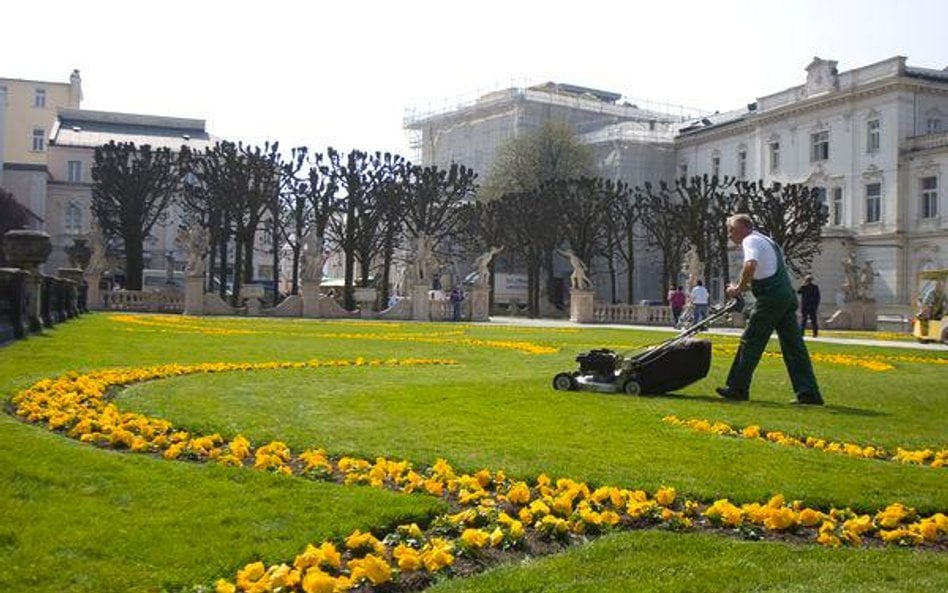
108 315 558 354
10 362 948 593
663 415 948 468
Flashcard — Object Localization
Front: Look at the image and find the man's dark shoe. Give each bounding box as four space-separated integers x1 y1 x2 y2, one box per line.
716 386 749 401
791 393 824 406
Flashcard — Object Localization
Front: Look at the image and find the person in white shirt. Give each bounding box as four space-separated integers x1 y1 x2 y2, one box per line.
717 214 823 405
690 280 709 323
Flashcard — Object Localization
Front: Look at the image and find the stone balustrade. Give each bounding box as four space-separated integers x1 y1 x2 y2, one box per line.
104 290 185 313
593 303 675 326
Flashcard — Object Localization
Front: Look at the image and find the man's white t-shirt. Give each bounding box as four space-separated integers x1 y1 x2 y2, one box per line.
690 284 709 305
742 231 778 279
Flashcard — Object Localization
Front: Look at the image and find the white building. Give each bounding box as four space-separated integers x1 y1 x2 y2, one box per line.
407 56 948 309
677 56 948 308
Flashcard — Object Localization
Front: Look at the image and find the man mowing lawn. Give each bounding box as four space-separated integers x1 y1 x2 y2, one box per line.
718 213 824 405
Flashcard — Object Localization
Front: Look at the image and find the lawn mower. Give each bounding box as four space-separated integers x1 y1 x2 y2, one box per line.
552 298 744 396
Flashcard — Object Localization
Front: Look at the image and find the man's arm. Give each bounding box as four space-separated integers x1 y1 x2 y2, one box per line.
726 260 757 297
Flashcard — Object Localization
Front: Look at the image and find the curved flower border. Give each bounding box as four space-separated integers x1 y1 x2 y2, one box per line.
108 315 558 355
663 415 948 468
7 362 948 593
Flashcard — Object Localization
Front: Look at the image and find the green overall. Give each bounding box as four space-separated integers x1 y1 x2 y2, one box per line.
725 237 821 398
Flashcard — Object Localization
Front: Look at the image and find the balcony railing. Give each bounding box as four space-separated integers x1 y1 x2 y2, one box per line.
903 131 948 152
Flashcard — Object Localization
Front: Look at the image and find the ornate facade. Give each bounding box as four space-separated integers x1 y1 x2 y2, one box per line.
407 56 948 308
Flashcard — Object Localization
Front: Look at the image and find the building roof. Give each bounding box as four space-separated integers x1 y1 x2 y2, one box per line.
676 107 751 136
49 108 214 151
906 66 948 83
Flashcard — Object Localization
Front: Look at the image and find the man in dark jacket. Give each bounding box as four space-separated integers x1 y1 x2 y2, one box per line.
798 275 821 337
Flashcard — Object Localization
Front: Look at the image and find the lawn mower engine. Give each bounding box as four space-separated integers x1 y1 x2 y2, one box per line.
575 348 620 382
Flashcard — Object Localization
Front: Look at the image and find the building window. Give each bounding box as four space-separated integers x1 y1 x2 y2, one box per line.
769 142 780 172
867 119 880 153
832 187 843 226
64 203 82 235
810 130 829 162
865 183 881 223
67 160 82 183
34 88 46 108
927 118 942 134
812 187 827 225
711 156 720 179
921 176 938 219
32 128 45 151
737 150 747 179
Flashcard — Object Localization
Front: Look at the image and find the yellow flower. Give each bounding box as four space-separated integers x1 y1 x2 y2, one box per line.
301 568 336 593
460 528 489 549
798 508 824 527
214 579 236 593
741 425 761 439
763 507 797 531
506 481 532 505
421 538 455 572
360 554 392 585
875 503 915 529
654 486 676 507
235 561 266 590
704 499 743 527
393 544 422 571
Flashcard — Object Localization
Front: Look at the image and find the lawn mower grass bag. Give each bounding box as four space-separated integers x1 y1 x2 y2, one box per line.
635 338 712 395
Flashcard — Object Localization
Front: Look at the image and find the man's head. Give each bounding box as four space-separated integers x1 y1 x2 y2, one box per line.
726 213 754 245
803 274 813 284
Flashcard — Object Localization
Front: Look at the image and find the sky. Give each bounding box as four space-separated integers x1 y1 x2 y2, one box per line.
6 0 947 159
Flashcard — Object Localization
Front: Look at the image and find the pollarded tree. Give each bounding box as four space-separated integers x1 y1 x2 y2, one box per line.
606 181 642 304
736 180 829 277
634 180 689 301
671 174 738 293
399 162 478 289
91 141 181 290
279 147 338 295
326 148 382 310
232 142 281 298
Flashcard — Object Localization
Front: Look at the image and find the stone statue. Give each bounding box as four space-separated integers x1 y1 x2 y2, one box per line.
841 250 860 302
414 235 438 285
184 225 208 276
301 231 323 283
681 246 704 289
83 225 107 279
473 246 503 288
558 248 592 290
858 260 878 301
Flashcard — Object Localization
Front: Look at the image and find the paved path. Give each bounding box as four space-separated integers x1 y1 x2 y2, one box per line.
487 316 948 351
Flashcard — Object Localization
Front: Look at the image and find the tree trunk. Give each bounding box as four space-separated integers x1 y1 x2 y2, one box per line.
123 230 145 291
625 231 635 304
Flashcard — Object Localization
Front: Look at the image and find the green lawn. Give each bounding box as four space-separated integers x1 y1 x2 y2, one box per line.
1 313 945 592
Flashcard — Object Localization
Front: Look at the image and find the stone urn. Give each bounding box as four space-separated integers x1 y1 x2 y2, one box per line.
65 238 92 269
3 230 52 270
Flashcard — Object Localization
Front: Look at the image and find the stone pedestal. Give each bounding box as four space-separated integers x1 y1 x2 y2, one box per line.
183 275 205 316
569 289 595 323
469 286 490 321
302 280 322 318
824 300 877 330
354 287 378 319
240 284 265 316
411 284 430 321
3 230 51 332
58 268 83 317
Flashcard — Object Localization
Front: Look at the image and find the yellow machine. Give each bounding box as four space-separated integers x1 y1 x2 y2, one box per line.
913 269 948 344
